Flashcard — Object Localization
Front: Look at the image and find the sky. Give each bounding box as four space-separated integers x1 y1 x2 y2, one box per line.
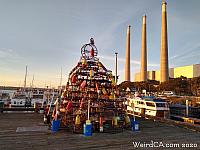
0 0 200 88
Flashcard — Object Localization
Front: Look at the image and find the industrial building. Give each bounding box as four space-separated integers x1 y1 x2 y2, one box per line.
134 64 200 82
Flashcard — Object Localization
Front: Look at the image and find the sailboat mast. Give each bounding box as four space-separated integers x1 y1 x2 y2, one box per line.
59 67 63 95
31 74 34 88
24 66 27 89
60 67 62 87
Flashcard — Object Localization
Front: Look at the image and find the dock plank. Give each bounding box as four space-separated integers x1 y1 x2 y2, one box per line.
0 113 199 150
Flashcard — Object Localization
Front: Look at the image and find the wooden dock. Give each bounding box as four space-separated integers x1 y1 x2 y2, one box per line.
0 113 199 150
1 107 36 112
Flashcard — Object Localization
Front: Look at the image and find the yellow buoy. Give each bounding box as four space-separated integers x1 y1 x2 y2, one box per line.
86 120 91 125
125 115 130 124
90 70 94 77
111 77 116 85
113 117 118 126
102 88 107 95
82 58 86 65
98 62 102 68
109 93 114 100
61 90 67 98
75 115 81 125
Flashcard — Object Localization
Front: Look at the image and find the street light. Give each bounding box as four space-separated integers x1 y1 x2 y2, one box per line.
115 52 118 84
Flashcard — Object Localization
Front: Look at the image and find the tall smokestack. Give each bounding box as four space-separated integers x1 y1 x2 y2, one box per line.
125 25 131 81
160 0 169 82
140 15 147 82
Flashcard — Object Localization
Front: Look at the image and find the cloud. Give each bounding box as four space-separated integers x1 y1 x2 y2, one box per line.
0 48 24 71
99 54 159 67
0 48 13 58
170 42 200 61
0 48 22 61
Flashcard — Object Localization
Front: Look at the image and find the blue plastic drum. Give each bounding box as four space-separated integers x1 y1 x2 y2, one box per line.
84 123 92 136
131 119 139 131
51 120 60 132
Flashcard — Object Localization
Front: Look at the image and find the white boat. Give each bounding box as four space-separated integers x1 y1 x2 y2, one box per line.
43 89 59 105
126 96 169 118
0 92 11 106
11 66 30 107
30 89 44 106
10 87 59 107
11 91 27 107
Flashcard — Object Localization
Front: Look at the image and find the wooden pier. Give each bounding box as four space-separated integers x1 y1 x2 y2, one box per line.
0 113 199 150
1 107 36 112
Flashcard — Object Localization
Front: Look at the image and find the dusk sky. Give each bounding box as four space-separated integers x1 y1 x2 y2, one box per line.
0 0 200 87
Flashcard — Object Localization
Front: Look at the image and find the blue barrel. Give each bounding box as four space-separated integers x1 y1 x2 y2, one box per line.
51 120 60 132
131 119 139 131
84 123 92 136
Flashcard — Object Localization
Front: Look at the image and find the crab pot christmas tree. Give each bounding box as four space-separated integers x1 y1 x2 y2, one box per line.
59 38 128 133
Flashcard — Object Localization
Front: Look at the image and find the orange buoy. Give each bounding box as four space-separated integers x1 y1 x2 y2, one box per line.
99 116 103 132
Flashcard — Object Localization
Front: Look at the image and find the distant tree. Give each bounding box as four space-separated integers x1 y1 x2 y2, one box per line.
118 80 158 93
118 76 199 96
159 76 192 95
191 76 200 96
118 81 135 91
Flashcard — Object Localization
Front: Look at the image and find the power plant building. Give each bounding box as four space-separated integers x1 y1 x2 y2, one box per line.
173 64 200 78
148 71 156 80
134 64 200 82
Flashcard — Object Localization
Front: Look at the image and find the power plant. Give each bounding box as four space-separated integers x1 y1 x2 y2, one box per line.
125 0 170 83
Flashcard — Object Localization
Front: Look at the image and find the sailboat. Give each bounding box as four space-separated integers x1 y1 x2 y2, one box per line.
11 66 31 107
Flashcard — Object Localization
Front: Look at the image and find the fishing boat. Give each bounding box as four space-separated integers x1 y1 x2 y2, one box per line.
11 90 30 107
11 66 30 107
30 89 44 107
126 96 169 118
0 91 11 107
